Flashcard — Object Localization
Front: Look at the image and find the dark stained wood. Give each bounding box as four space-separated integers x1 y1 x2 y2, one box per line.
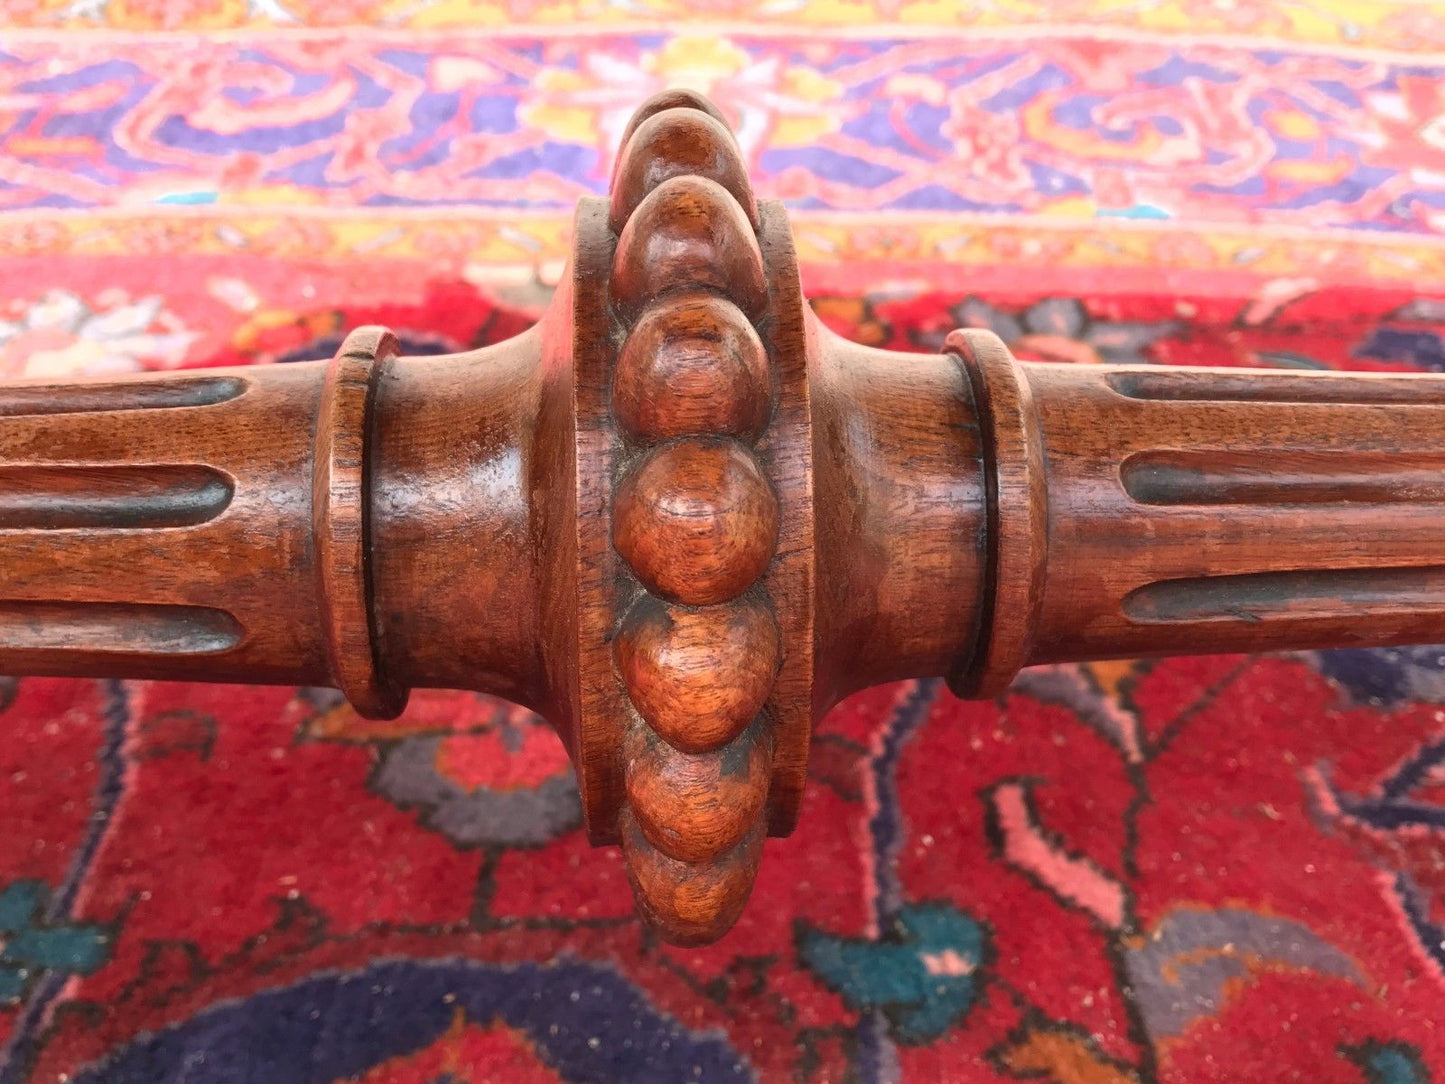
998 358 1445 667
624 717 773 864
611 175 768 319
610 88 732 180
315 326 407 719
0 463 230 530
945 329 1047 697
612 293 771 443
615 594 780 755
0 374 243 416
619 812 764 948
613 437 780 607
811 329 986 711
603 116 791 942
3 90 1445 944
0 363 330 686
610 109 758 233
542 196 619 846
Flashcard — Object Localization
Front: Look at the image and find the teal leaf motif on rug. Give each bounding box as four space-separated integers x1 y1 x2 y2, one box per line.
797 903 986 1045
0 881 109 1004
1343 1040 1430 1084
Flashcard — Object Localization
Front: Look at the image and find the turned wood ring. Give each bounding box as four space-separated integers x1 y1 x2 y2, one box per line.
313 326 407 719
945 328 1049 698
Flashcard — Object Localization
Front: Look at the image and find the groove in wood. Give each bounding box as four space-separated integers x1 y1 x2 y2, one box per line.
1120 450 1445 506
0 464 234 529
1106 369 1445 405
0 376 246 417
0 601 242 654
1122 567 1445 624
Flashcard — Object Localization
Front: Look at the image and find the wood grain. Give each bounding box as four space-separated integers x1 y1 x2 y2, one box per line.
613 438 780 607
615 595 780 755
612 292 771 443
314 327 406 719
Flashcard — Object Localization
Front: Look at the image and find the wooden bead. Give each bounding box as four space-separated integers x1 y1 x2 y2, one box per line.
610 108 758 234
620 811 763 946
613 437 779 606
610 176 767 319
615 594 781 754
613 90 730 175
612 293 771 443
623 721 771 863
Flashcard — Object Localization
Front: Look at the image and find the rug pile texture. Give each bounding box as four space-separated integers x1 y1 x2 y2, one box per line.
1 2 1444 1080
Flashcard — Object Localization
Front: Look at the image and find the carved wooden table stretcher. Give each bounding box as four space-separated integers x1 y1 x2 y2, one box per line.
5 91 1444 944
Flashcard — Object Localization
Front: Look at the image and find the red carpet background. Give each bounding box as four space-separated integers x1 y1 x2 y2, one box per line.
1 3 1444 1081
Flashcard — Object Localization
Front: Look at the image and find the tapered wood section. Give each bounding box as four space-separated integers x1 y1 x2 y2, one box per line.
810 327 986 710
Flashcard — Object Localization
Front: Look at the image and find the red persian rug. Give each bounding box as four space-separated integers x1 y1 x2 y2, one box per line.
1 3 1444 1081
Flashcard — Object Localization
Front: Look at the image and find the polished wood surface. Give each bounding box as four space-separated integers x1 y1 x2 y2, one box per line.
4 90 1445 943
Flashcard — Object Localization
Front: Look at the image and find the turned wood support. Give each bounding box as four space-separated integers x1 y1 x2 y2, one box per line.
947 330 1445 681
5 90 1445 944
0 364 327 686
